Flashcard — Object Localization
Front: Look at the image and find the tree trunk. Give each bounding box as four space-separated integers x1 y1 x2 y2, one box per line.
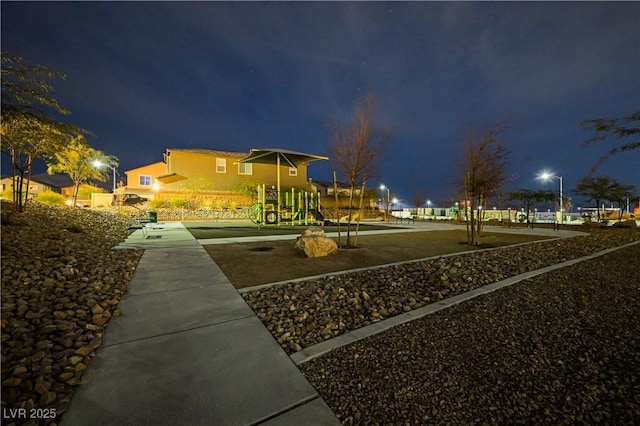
354 176 367 247
23 172 32 208
72 182 81 206
333 171 341 247
475 194 484 245
345 185 355 247
16 170 27 212
464 174 471 245
469 197 476 245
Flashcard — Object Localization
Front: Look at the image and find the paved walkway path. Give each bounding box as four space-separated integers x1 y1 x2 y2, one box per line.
196 220 587 245
61 222 340 426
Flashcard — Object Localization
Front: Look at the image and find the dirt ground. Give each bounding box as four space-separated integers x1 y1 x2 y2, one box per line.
185 222 395 239
198 229 552 288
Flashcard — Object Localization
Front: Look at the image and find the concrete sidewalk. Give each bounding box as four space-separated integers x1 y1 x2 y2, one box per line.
197 219 588 245
61 222 340 426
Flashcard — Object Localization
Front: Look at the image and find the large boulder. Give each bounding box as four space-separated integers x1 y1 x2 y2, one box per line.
295 227 338 258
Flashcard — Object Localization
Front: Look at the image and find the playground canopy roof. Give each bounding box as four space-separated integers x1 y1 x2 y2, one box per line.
237 148 328 168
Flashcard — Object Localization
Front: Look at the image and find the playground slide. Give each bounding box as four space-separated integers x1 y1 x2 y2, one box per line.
309 208 331 224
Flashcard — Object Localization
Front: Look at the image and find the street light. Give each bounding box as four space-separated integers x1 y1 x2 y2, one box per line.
93 160 117 193
380 184 390 220
538 171 563 224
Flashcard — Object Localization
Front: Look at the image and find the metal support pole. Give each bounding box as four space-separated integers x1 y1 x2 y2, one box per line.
277 154 281 225
559 176 563 225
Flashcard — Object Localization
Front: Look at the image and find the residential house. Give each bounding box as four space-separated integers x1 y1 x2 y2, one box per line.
123 148 328 206
310 180 362 197
160 148 315 191
1 175 49 199
1 173 110 202
123 161 167 197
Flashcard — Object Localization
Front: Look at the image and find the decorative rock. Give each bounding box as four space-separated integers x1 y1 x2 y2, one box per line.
295 227 338 258
91 304 104 315
92 315 108 327
2 204 144 417
68 356 84 366
40 391 57 406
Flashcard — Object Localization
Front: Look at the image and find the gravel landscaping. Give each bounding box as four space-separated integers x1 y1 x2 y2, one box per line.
299 242 640 424
239 226 640 423
1 204 143 425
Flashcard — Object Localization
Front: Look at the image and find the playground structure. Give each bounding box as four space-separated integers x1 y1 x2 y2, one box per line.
247 184 326 226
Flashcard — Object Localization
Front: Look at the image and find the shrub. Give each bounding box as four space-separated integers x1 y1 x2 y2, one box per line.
1 187 13 200
148 199 167 209
34 190 66 205
170 198 187 208
612 220 637 229
78 184 107 198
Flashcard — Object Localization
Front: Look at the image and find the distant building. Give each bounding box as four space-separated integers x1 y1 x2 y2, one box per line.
309 180 361 197
0 173 110 200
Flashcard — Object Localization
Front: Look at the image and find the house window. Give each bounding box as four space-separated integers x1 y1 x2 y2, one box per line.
238 163 252 175
289 167 297 176
216 158 226 173
139 175 151 186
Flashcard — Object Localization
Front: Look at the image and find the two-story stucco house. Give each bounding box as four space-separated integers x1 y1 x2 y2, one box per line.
124 148 328 203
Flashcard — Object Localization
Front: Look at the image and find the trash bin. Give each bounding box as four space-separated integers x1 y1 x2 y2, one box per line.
147 211 158 223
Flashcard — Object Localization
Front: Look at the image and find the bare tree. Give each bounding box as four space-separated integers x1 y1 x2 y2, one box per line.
329 92 392 247
456 121 511 245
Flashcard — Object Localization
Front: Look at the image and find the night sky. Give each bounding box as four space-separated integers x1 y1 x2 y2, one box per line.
2 2 639 206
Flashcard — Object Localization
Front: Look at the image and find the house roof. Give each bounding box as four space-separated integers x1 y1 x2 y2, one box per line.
156 173 187 184
125 161 165 173
25 173 111 191
167 148 247 158
311 180 352 189
29 173 74 188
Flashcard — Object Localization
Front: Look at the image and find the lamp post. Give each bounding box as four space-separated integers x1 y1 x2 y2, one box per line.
93 160 117 193
380 184 390 221
539 171 563 225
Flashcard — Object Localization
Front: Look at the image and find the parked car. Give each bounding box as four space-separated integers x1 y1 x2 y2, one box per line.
112 193 148 207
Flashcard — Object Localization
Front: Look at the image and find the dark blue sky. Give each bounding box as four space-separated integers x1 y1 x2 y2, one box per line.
2 2 639 206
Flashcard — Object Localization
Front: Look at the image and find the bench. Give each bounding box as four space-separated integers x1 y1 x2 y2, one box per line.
127 212 158 237
128 224 148 237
